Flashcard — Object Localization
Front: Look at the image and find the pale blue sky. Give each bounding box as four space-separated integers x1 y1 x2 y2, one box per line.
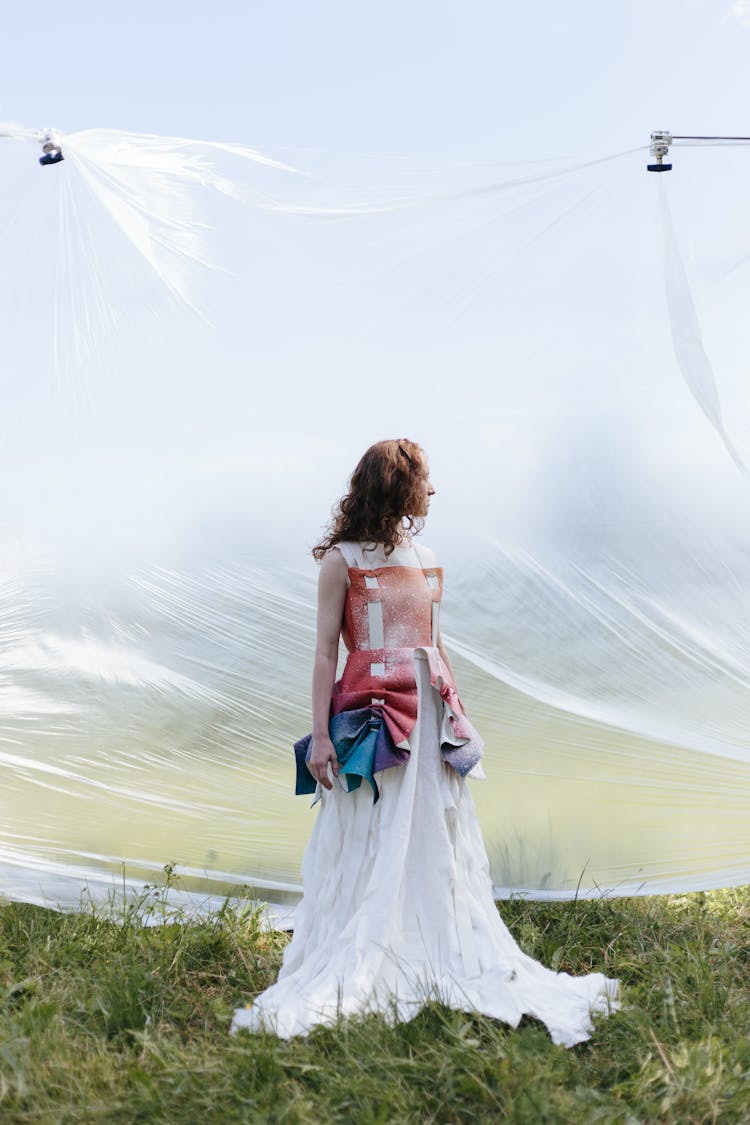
4 1 750 160
2 1 750 569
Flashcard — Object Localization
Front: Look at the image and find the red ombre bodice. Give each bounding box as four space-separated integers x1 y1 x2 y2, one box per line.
342 563 442 653
330 543 482 768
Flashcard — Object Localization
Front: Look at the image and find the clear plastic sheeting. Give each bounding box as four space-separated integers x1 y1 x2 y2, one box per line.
1 127 750 911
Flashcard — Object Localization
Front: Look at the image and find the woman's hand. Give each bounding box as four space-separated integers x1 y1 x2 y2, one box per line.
308 735 339 790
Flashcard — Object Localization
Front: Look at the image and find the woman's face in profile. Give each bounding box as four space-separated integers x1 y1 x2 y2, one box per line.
413 463 435 518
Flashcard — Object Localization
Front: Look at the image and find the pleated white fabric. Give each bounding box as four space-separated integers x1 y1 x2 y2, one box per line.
231 652 620 1047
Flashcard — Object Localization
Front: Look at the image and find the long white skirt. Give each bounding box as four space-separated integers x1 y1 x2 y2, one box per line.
231 654 619 1047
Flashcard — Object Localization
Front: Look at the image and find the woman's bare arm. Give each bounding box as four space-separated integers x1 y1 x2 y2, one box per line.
437 632 455 681
437 630 469 713
308 548 348 789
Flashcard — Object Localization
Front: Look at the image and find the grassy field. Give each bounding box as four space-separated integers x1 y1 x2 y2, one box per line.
1 875 749 1123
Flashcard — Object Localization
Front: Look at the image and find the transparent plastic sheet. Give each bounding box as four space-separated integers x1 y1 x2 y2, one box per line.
1 128 750 913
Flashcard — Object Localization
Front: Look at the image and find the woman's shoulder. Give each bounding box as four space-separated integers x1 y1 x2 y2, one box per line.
330 541 361 567
318 545 351 573
323 539 439 569
411 540 438 568
331 541 387 567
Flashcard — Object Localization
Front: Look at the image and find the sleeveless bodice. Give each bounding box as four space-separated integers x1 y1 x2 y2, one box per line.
342 564 443 654
294 540 484 801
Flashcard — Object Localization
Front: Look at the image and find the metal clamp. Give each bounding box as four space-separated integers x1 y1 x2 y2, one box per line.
38 127 64 167
647 130 672 172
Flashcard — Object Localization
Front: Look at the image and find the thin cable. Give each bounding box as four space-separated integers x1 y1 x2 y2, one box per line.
672 134 750 142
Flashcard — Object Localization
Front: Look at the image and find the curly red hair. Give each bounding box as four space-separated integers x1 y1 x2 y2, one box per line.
313 439 428 560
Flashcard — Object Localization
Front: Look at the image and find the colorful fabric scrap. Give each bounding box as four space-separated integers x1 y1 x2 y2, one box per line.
294 707 408 803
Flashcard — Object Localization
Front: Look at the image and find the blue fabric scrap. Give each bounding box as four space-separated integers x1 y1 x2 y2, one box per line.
294 707 403 803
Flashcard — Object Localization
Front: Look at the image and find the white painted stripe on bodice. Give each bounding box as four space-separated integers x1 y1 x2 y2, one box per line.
367 600 385 649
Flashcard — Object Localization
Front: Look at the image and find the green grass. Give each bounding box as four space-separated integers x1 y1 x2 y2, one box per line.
1 875 749 1123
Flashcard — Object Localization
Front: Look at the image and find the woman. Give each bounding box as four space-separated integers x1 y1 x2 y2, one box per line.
232 439 619 1046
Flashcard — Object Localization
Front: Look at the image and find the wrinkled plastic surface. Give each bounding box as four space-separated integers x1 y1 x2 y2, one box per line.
1 128 750 910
